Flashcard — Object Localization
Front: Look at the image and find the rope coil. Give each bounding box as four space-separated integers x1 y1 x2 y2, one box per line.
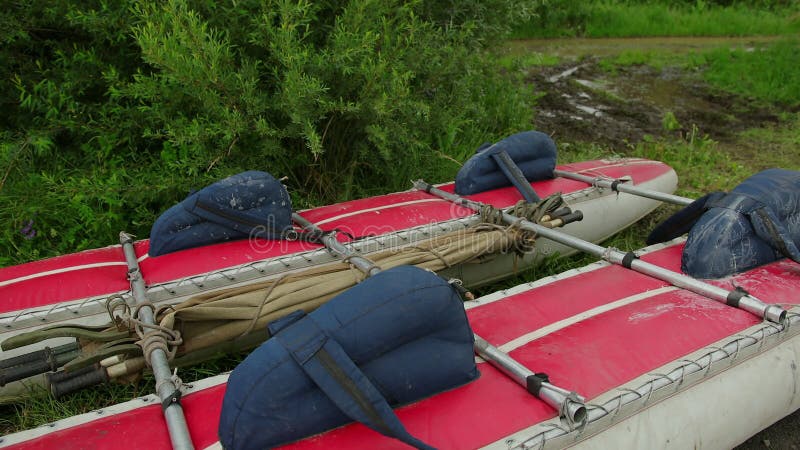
105 294 183 366
479 192 568 254
125 302 183 366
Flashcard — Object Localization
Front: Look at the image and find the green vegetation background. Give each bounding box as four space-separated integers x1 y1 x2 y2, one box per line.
0 0 539 265
0 0 798 267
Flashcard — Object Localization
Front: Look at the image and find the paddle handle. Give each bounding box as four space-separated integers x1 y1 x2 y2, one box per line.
0 347 81 386
0 342 79 370
491 150 541 203
542 211 583 228
47 364 109 398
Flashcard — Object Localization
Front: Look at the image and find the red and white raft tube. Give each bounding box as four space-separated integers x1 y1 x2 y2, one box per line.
2 235 798 450
0 158 676 352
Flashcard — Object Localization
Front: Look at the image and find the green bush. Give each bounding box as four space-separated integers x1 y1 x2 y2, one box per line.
0 0 537 265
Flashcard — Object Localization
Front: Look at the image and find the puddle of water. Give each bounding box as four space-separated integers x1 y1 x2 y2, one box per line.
524 36 786 158
575 104 603 117
575 79 606 91
607 67 719 114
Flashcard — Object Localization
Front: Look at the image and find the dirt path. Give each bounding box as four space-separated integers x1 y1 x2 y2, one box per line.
517 36 798 450
526 59 780 151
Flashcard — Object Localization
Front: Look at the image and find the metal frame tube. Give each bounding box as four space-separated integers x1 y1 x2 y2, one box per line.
413 180 787 325
473 336 586 424
553 169 693 206
121 232 194 450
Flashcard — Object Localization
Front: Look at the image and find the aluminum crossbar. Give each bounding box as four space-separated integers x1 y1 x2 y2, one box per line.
554 169 693 206
413 180 786 325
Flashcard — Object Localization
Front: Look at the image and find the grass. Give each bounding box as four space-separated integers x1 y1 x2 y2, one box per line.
598 49 694 72
593 37 800 108
701 38 800 106
734 112 800 170
510 1 800 39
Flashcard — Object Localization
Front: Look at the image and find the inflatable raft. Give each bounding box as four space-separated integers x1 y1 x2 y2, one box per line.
2 235 797 449
4 129 798 450
0 157 675 354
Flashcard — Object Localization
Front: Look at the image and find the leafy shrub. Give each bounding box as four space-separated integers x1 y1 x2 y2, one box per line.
0 0 537 265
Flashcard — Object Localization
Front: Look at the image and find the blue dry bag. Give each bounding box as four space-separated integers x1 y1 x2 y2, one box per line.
455 130 557 196
218 266 478 449
648 169 800 278
148 171 292 256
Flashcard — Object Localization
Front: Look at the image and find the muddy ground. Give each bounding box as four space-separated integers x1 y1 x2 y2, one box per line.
519 40 798 450
528 59 782 150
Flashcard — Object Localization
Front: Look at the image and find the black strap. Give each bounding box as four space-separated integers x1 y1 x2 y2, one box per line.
621 252 638 269
750 207 800 263
161 389 183 411
525 372 549 395
726 286 749 307
194 199 262 229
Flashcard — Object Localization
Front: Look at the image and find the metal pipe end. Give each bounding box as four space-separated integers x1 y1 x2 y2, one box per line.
566 400 588 425
119 231 134 244
412 180 428 191
472 335 489 352
538 384 588 427
764 305 787 325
